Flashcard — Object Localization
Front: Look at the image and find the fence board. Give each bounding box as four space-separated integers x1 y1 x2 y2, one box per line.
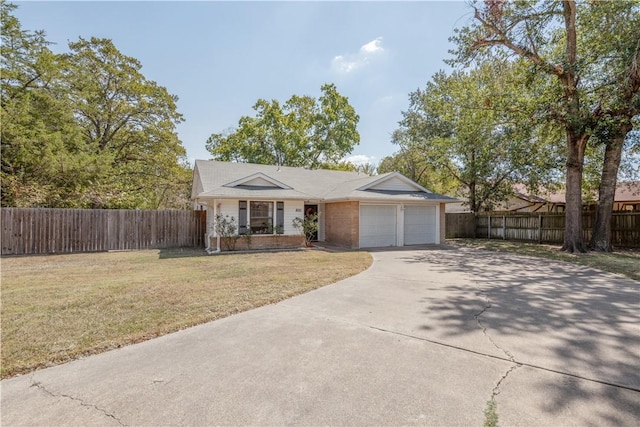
446 211 639 248
445 213 476 238
1 208 206 255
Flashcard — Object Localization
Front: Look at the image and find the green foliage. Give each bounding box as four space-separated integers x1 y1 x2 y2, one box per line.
317 161 358 172
0 2 191 209
206 84 360 169
448 0 640 251
483 398 499 427
378 147 458 195
62 37 189 208
395 58 562 212
241 228 253 249
293 214 319 247
1 0 84 207
214 214 239 251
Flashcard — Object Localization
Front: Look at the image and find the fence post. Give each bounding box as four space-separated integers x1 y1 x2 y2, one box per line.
502 215 506 240
488 215 491 239
538 214 542 243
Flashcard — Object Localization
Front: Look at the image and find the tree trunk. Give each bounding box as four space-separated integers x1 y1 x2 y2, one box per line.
562 133 587 253
589 124 631 252
469 181 478 213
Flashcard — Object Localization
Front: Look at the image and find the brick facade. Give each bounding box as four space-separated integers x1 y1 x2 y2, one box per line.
212 235 304 251
324 201 360 249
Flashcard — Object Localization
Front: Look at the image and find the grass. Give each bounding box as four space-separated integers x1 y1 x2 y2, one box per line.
449 238 640 281
483 398 499 427
0 248 372 378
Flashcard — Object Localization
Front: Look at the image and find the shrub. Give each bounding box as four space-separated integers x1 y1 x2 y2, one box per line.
241 229 253 249
214 214 240 251
293 213 319 247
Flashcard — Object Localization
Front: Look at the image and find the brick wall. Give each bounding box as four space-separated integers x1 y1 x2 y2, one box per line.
213 234 304 251
324 201 359 248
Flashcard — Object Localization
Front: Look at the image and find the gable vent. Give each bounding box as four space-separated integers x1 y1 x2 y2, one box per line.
369 176 418 192
239 177 280 188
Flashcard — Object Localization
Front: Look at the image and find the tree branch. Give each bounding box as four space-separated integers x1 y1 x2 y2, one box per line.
472 7 563 77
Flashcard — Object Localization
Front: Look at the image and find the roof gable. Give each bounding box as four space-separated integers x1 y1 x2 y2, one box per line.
224 172 292 190
357 173 430 193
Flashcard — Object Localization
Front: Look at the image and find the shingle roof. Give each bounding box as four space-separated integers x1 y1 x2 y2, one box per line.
615 181 640 202
193 160 458 203
512 181 640 204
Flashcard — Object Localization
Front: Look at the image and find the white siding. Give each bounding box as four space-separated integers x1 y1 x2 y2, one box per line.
205 199 237 237
285 200 304 235
218 199 238 219
241 177 279 187
191 170 202 197
369 176 420 192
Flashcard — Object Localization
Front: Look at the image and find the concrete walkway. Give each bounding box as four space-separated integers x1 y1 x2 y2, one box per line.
2 246 639 426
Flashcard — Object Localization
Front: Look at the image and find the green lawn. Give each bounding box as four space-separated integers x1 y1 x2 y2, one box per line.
449 238 640 281
0 248 372 378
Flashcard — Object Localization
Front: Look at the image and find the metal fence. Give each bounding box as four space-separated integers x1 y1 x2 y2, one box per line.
446 211 640 248
1 208 207 255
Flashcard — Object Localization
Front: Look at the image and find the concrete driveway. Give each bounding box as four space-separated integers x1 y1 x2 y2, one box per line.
2 246 639 426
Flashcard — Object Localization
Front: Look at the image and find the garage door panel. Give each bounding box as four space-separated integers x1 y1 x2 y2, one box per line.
404 206 436 245
360 205 397 248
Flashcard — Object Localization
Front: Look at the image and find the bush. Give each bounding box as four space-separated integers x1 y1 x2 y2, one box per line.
215 214 240 251
293 213 319 247
241 229 253 249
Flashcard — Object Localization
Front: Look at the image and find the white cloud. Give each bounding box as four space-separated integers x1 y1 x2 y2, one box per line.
331 55 360 74
345 154 377 166
360 37 384 54
331 37 385 74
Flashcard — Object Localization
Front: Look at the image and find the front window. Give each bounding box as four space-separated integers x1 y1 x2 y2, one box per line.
250 201 273 234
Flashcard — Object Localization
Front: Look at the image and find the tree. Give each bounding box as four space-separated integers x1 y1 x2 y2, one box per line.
1 3 191 209
395 59 561 212
581 1 640 251
206 84 360 169
450 0 640 252
63 37 189 208
0 0 83 207
378 139 458 195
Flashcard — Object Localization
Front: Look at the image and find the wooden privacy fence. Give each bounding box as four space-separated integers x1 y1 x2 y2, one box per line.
444 213 476 238
446 211 640 248
1 208 207 255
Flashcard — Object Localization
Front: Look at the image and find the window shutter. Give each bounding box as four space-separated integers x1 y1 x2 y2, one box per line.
276 201 284 234
239 201 247 235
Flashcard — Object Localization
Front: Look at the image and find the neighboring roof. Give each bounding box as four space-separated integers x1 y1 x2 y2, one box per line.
512 183 565 204
512 181 640 204
193 160 458 203
615 181 640 202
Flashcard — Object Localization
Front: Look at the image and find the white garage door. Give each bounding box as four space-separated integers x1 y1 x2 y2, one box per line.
404 206 436 245
359 205 397 248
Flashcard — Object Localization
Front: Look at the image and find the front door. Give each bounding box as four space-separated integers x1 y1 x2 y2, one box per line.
304 204 318 241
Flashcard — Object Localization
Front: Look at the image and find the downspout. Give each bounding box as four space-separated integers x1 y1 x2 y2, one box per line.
206 199 221 254
198 198 211 252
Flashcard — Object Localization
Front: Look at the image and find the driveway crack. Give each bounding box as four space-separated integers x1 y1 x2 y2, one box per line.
30 378 125 426
473 282 522 425
473 288 517 363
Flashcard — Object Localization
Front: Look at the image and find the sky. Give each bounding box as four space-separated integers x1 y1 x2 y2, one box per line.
12 1 474 167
